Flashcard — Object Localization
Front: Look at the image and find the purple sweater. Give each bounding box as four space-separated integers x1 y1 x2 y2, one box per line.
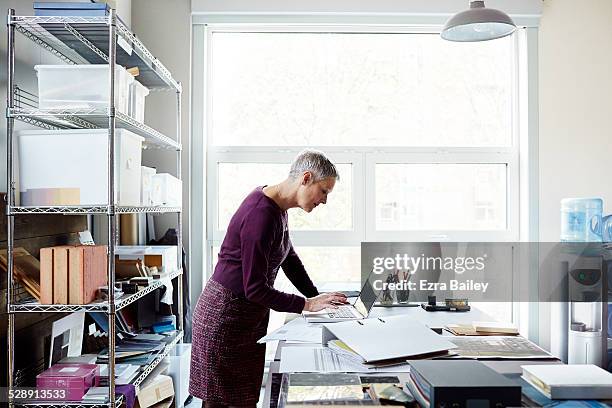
212 187 319 313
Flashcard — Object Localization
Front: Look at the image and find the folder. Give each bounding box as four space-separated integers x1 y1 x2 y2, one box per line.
322 316 456 363
40 247 54 304
52 246 70 304
68 245 108 304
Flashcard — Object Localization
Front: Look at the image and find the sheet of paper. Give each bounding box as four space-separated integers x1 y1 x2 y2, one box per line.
279 346 411 373
258 318 322 344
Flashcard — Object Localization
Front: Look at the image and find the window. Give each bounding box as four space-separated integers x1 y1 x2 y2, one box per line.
206 26 521 287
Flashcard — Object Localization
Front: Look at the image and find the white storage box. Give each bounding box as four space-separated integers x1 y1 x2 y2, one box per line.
17 129 143 206
141 166 157 206
115 246 178 273
151 173 182 207
128 80 149 123
35 64 133 114
164 343 191 408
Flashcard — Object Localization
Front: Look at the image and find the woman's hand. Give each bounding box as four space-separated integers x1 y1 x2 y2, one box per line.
303 292 349 312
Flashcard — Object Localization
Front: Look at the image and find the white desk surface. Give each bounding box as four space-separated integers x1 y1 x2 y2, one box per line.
368 303 493 327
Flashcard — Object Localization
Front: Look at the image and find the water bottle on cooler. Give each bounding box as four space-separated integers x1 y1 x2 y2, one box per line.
561 198 604 242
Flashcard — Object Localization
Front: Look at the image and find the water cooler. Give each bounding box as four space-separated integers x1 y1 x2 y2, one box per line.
562 198 609 368
565 245 607 367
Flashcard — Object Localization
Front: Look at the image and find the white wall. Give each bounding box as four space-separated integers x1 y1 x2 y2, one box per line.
131 0 191 250
538 0 612 360
539 0 612 241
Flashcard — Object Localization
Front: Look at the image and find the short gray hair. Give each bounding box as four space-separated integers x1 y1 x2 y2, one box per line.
288 149 340 182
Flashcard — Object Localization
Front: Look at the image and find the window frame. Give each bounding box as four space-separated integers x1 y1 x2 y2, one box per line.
203 23 522 284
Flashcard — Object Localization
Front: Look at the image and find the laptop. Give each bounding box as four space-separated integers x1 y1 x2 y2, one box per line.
303 273 378 323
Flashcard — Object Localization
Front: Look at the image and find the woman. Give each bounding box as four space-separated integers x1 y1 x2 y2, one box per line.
189 149 348 407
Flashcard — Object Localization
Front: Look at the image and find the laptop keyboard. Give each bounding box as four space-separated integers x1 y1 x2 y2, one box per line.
326 306 356 319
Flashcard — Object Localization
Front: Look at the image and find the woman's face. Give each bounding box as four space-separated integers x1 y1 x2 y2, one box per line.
298 175 336 213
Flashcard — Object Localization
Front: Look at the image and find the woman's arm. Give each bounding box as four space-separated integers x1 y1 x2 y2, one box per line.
281 245 319 298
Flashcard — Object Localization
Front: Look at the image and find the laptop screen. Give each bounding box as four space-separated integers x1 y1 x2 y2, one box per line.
354 275 378 317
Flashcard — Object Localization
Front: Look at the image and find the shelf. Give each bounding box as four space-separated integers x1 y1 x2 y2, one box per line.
8 205 182 215
10 269 183 313
132 330 183 390
7 12 184 408
11 331 183 408
9 107 181 151
10 15 180 92
13 397 123 408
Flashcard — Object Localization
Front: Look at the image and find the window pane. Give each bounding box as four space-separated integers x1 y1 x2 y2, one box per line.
292 246 361 285
376 164 507 230
211 32 513 147
217 163 352 230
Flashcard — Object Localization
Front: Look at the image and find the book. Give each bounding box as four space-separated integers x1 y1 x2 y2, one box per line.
281 373 365 403
446 323 517 336
39 247 54 304
473 321 519 335
52 246 70 304
522 364 612 399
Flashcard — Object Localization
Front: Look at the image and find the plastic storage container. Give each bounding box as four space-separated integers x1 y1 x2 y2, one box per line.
141 166 157 206
164 343 191 408
36 363 99 401
35 64 133 114
151 173 182 207
33 2 110 16
17 129 143 206
128 80 149 123
561 198 604 242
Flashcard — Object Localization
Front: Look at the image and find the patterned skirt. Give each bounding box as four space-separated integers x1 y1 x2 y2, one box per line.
189 279 270 406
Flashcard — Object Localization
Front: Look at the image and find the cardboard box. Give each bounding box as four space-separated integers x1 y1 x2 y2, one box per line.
136 374 174 408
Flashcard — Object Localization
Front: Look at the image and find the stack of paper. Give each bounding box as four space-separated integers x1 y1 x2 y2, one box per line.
83 387 109 403
258 318 322 344
522 364 612 399
327 340 363 365
279 346 411 373
98 364 140 385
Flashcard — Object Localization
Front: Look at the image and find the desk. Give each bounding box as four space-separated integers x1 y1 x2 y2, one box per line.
262 305 561 407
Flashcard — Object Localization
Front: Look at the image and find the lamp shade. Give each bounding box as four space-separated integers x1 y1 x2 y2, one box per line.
441 1 516 42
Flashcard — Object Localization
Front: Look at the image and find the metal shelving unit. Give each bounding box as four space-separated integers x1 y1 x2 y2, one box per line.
9 206 182 215
13 399 124 408
6 9 184 408
10 269 183 313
